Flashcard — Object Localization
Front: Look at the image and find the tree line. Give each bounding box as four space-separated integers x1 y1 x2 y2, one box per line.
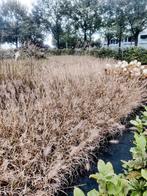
0 0 147 49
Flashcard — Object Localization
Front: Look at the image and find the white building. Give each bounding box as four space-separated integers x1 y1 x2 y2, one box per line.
103 29 147 49
138 29 147 49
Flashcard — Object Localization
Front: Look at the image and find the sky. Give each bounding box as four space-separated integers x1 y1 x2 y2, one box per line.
0 0 35 8
19 0 35 9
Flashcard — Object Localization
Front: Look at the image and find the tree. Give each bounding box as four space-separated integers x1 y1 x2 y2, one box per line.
0 0 44 47
60 27 79 49
1 0 27 48
0 15 6 45
34 0 66 49
19 15 44 47
102 0 116 47
103 0 127 48
70 0 101 46
126 0 147 46
114 0 127 48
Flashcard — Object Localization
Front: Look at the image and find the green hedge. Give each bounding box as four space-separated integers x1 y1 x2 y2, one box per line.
1 47 147 64
47 48 116 58
47 47 147 64
121 47 147 64
48 48 84 56
88 48 117 58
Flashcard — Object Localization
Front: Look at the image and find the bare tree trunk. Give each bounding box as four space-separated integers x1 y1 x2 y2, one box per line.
84 29 87 42
89 30 92 46
107 38 110 47
134 35 139 46
56 34 60 49
16 37 18 48
118 38 121 48
106 33 113 47
66 41 68 49
118 32 122 48
133 31 139 46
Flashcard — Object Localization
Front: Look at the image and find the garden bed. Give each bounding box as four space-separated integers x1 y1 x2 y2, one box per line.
0 56 146 195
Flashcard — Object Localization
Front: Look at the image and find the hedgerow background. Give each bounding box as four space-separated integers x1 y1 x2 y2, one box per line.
1 47 147 65
48 47 147 65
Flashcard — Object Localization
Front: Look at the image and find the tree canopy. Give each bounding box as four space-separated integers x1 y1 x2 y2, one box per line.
0 0 147 48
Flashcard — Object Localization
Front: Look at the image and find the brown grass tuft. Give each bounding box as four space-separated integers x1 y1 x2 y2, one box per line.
0 56 146 195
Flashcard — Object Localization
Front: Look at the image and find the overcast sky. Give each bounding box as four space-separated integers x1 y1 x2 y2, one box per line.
20 0 34 8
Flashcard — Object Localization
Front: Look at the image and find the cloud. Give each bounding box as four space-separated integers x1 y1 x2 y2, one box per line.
19 0 34 8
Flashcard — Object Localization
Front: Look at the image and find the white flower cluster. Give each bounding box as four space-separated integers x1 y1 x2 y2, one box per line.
105 60 147 78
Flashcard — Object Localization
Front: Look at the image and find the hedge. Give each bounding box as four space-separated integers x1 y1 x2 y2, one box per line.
1 47 147 64
47 47 147 65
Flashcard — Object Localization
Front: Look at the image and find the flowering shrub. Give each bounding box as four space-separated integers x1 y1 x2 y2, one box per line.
105 60 147 78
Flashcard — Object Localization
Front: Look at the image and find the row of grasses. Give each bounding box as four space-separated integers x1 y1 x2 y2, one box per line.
0 56 146 195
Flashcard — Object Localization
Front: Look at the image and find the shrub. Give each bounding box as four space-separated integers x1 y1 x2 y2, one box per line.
47 47 147 65
20 45 47 59
89 48 117 59
122 47 147 65
47 48 118 58
2 47 147 64
74 106 147 196
0 49 15 59
48 48 84 56
105 60 147 78
0 46 47 60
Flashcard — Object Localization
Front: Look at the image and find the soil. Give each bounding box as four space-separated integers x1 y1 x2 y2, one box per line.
62 130 134 196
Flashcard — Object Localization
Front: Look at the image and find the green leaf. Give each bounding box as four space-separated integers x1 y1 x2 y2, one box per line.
87 189 99 196
110 176 119 186
107 182 119 194
74 187 85 196
130 120 139 126
142 111 147 117
143 122 147 126
143 191 147 196
134 134 146 150
141 169 147 180
90 173 100 182
144 106 147 111
97 160 114 176
97 160 106 173
131 191 141 196
136 116 141 122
